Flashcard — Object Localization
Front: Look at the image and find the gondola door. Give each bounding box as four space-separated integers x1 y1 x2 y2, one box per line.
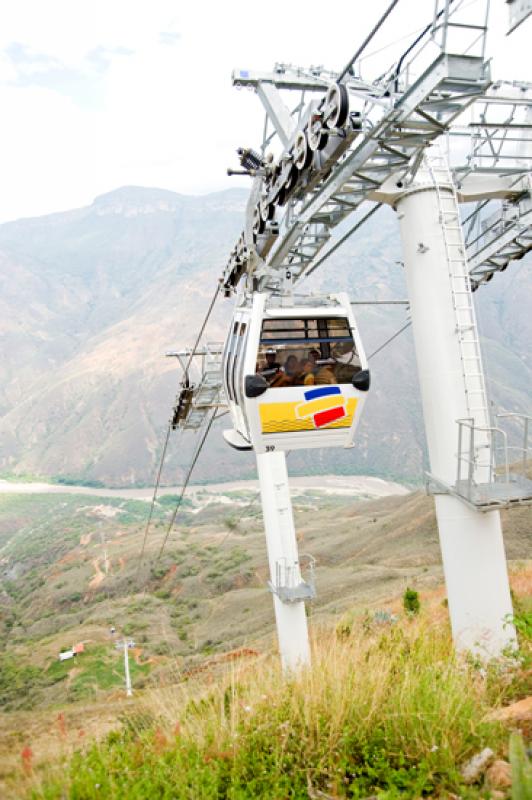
223 310 249 443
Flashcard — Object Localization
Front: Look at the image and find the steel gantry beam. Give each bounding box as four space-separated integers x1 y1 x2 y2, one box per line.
222 2 496 294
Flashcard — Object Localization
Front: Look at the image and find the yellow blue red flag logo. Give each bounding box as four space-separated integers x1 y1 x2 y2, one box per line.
295 386 346 428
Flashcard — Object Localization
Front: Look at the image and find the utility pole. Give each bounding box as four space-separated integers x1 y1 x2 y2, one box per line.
115 638 134 697
256 451 311 671
123 639 132 697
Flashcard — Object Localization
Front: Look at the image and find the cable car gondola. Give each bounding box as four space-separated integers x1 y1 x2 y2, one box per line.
222 292 370 453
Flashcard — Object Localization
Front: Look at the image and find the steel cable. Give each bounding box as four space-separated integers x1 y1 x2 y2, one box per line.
157 407 218 560
181 282 221 382
136 422 175 575
367 320 411 360
136 282 222 573
337 0 401 82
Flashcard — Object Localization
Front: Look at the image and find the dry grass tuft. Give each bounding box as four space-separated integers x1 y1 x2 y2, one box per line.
22 609 531 799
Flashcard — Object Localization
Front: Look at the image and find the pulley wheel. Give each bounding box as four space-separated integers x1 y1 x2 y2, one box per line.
253 205 265 240
260 195 275 222
294 130 313 170
277 183 288 206
307 114 328 151
284 162 298 193
270 181 282 205
324 83 349 129
274 162 294 206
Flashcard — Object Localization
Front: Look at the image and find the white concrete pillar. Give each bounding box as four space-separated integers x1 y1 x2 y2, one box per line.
395 172 516 658
256 450 311 670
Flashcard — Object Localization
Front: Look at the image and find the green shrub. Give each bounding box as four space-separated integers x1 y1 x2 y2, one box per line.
510 609 532 642
0 655 45 707
153 642 171 656
0 653 67 709
403 587 420 615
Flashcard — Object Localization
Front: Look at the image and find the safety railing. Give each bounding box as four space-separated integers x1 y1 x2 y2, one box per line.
456 418 510 499
496 412 532 476
446 413 532 509
387 0 490 95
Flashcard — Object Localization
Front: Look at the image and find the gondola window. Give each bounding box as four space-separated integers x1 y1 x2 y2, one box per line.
257 318 361 388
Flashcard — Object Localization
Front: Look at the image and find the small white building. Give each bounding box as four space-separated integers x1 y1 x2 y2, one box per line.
58 650 74 662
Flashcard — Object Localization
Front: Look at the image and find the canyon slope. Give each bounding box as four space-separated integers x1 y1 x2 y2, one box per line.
0 186 530 485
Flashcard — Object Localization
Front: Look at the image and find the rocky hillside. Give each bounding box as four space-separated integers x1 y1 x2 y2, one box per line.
0 186 530 485
0 482 530 712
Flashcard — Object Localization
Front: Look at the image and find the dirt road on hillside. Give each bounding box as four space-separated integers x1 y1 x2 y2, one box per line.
89 558 105 589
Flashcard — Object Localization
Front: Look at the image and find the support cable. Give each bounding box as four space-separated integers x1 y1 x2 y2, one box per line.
137 282 222 573
157 408 218 560
301 204 382 281
358 21 430 66
136 423 175 574
391 0 458 91
182 282 222 382
337 0 401 82
367 320 411 360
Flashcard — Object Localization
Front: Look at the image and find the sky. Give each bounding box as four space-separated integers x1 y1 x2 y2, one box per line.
0 0 529 223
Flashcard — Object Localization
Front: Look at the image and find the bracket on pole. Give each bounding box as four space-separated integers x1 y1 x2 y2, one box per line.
268 555 317 604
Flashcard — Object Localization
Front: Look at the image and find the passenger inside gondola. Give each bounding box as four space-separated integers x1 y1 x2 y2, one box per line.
315 359 337 384
257 316 362 388
308 349 320 366
296 359 315 386
259 348 282 382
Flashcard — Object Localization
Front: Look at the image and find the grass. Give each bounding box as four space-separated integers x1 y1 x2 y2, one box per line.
64 646 151 694
0 644 155 711
1 491 530 796
23 610 531 799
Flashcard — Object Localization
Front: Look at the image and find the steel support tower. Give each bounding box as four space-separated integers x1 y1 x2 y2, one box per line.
393 154 516 655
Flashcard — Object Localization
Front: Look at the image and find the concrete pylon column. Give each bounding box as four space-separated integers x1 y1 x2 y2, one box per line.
395 171 516 658
256 450 310 671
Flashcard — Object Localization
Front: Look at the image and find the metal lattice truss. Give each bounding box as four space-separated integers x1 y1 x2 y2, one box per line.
507 0 532 35
454 82 532 288
166 343 224 431
221 1 531 296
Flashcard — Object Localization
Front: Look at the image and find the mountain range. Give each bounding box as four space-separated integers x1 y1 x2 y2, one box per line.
0 185 530 486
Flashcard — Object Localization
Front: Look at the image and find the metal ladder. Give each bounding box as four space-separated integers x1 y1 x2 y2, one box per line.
427 152 492 477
